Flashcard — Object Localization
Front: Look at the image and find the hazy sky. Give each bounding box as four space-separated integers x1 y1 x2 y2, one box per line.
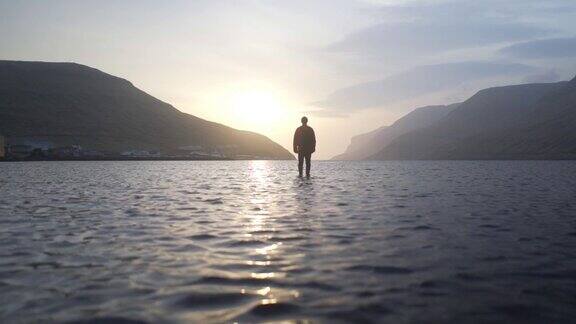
2 0 576 159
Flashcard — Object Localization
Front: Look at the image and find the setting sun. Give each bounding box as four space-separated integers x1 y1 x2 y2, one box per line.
229 90 284 124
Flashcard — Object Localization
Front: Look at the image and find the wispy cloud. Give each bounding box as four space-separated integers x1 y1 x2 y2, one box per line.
315 62 536 111
522 70 562 83
306 110 349 118
499 37 576 59
312 0 576 116
326 0 553 63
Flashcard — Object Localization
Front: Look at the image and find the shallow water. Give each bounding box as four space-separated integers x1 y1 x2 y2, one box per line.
1 161 576 323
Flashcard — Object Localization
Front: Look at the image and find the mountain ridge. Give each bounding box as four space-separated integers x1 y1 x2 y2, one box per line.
331 103 459 160
371 80 571 160
334 77 576 160
0 60 294 159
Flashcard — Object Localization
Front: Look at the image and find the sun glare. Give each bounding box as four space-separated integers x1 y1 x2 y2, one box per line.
228 90 285 126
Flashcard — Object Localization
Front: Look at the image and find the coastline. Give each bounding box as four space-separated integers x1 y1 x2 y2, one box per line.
0 157 244 162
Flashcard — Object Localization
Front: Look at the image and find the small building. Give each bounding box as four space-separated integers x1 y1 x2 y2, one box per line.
235 154 258 160
0 135 5 159
178 145 208 156
178 145 204 152
121 150 160 158
54 145 83 158
5 137 54 159
9 144 33 159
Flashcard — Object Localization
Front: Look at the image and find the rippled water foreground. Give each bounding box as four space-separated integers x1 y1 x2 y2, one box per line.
1 161 576 323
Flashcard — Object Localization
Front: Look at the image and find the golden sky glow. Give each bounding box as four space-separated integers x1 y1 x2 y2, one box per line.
2 0 575 158
227 89 286 129
193 82 303 155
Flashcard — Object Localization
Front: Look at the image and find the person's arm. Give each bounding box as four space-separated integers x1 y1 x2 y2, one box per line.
311 128 316 153
293 128 299 153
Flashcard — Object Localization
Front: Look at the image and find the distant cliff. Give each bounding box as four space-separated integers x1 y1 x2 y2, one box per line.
331 125 388 160
334 77 576 160
0 60 294 160
332 104 459 160
437 76 576 159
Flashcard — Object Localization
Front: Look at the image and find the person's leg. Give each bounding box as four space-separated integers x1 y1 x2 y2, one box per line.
305 153 311 177
298 153 304 177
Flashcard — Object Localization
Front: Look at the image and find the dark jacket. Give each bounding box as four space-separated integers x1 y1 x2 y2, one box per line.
293 125 316 154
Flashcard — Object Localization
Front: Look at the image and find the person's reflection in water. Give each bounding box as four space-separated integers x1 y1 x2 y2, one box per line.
293 116 316 178
293 176 315 213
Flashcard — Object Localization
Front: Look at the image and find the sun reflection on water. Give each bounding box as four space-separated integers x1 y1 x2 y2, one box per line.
255 242 282 255
240 161 304 309
243 160 272 232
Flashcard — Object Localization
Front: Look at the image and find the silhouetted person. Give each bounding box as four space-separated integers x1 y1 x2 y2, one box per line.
293 116 316 178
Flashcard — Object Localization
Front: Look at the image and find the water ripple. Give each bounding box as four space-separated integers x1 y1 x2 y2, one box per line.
1 160 576 323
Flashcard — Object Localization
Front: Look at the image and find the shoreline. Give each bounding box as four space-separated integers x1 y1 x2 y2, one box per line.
0 157 291 162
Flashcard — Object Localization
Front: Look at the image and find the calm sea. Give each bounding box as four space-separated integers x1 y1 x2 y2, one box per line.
1 161 576 323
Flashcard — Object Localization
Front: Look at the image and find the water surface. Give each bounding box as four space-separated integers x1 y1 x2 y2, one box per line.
1 161 576 323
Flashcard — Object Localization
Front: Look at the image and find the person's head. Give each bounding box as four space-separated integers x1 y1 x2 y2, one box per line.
301 116 308 125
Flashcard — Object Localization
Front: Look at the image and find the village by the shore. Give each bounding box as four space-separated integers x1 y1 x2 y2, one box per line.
0 134 268 161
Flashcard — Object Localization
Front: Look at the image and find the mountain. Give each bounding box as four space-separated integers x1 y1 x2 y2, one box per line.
331 125 387 160
370 79 574 160
331 104 459 160
0 60 294 159
442 76 576 159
